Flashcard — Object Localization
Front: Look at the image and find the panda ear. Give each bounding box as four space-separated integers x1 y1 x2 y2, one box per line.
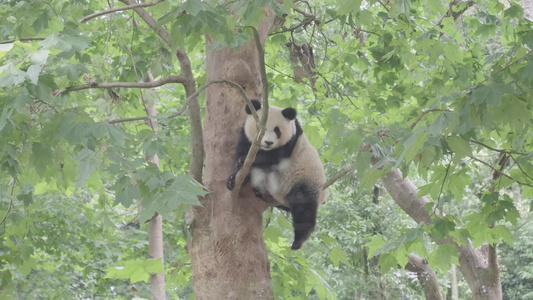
245 100 262 115
282 107 297 120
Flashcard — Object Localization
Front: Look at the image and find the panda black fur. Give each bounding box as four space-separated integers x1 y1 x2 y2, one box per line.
226 100 327 250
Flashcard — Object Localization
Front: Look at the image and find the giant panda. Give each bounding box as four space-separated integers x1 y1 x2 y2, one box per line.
226 99 327 250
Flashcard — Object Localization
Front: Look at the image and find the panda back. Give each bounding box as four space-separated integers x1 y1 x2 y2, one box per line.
273 133 327 206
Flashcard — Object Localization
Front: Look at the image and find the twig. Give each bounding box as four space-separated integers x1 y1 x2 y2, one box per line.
468 156 533 188
0 37 46 44
410 109 452 129
55 75 186 95
107 79 248 124
470 140 528 156
119 0 171 47
323 164 355 189
0 181 15 227
270 8 317 36
80 0 165 23
167 79 249 120
510 154 533 183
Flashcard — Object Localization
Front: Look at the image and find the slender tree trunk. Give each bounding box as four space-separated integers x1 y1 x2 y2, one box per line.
144 72 166 300
187 14 283 299
451 264 458 300
381 169 502 299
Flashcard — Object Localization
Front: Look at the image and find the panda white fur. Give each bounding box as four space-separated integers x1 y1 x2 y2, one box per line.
226 100 327 250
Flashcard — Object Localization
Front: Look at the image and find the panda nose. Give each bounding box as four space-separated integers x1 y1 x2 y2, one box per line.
265 141 273 146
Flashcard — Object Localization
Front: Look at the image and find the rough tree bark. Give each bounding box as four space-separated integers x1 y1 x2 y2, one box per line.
405 254 443 300
187 12 283 300
381 169 502 299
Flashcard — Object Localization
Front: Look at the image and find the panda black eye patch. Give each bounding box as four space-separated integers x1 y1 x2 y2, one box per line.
274 126 281 138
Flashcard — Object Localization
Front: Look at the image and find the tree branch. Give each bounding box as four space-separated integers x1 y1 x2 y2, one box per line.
436 1 475 28
405 254 443 300
231 26 269 197
410 109 452 129
107 79 248 124
468 156 533 188
119 0 171 47
80 0 165 23
0 180 15 227
269 8 317 36
323 164 355 189
0 37 46 44
55 75 186 95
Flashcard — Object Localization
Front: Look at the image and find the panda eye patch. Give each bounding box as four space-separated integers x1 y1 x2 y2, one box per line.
274 126 281 138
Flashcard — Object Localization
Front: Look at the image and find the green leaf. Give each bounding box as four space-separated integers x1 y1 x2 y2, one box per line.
329 246 349 267
446 136 472 158
56 64 90 82
30 142 54 177
365 236 386 257
104 259 163 283
74 149 98 192
114 176 140 207
29 50 50 65
426 0 446 14
26 65 42 85
90 122 127 147
378 253 398 273
337 0 362 15
58 113 90 145
492 225 513 245
471 83 514 106
402 130 428 164
475 24 497 39
428 244 458 272
166 175 207 206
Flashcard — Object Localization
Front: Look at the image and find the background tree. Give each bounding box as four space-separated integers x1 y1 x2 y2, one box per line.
1 0 533 299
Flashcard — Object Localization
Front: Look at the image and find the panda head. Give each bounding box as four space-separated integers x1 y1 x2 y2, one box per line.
244 100 297 151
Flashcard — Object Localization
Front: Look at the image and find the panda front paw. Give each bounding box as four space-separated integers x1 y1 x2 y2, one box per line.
236 157 245 168
226 174 236 190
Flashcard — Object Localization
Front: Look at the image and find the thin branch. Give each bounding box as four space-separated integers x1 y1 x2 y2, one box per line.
0 37 46 44
436 1 475 29
80 0 165 23
55 75 186 95
410 109 452 129
470 140 528 156
270 8 317 36
108 116 150 125
494 49 533 77
167 79 249 120
119 0 171 47
107 79 248 124
468 156 533 188
232 26 269 197
510 154 533 183
323 164 355 189
0 181 15 227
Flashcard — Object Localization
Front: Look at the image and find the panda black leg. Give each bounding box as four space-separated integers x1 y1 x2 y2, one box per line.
286 183 319 250
226 172 250 190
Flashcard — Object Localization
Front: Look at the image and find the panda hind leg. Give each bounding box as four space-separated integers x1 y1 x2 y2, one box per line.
286 182 319 250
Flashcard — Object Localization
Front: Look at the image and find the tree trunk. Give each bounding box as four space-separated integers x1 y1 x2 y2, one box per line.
451 264 459 300
144 72 166 300
381 169 502 299
405 254 443 300
187 15 282 299
457 244 502 299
